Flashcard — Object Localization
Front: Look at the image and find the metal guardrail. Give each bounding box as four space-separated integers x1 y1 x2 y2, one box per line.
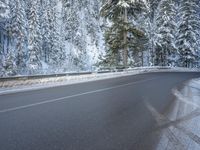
0 71 93 81
0 70 125 81
0 66 183 82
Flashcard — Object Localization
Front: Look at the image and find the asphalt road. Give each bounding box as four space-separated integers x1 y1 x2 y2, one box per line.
0 72 199 150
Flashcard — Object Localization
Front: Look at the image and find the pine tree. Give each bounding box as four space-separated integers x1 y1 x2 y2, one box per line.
101 0 146 67
193 0 200 67
48 1 59 69
40 0 51 64
27 0 42 74
10 0 27 73
0 1 9 77
48 0 66 71
62 0 80 69
145 0 160 65
177 0 200 68
148 0 161 20
154 0 177 66
0 0 10 19
4 50 17 76
0 50 5 77
61 0 103 70
4 0 13 55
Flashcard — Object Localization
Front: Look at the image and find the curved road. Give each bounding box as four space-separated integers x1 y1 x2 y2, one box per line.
0 72 199 150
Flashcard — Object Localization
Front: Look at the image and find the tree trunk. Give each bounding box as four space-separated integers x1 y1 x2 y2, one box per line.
123 7 128 68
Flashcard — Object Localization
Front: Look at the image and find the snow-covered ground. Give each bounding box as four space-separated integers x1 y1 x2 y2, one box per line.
154 78 200 150
0 67 199 95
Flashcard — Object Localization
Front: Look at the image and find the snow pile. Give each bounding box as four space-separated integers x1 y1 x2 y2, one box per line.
188 79 200 91
156 78 200 150
0 69 151 94
0 69 146 89
127 66 200 73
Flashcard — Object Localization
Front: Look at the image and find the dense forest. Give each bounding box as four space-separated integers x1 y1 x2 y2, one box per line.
0 0 200 77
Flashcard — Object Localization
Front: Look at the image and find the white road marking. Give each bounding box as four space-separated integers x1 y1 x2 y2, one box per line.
0 78 158 114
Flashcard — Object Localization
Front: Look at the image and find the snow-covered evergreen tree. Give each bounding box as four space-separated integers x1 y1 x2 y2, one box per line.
0 0 10 20
39 0 51 65
49 0 66 71
147 0 161 65
4 50 17 76
10 0 27 73
154 0 178 66
0 0 9 75
62 0 104 70
148 0 161 20
0 50 5 77
100 0 146 67
176 0 200 68
27 0 42 74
